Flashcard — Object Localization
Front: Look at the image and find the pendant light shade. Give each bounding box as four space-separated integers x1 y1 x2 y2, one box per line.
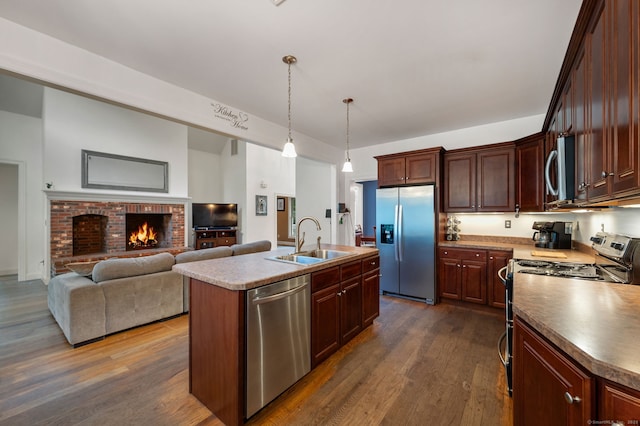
342 98 354 173
281 55 298 158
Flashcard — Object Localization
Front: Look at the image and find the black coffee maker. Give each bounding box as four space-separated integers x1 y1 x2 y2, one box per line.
532 221 572 249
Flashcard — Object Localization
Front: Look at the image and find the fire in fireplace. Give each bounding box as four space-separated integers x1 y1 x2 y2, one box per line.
129 222 158 249
125 213 172 251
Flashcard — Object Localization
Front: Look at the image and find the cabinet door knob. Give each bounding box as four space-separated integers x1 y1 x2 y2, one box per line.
563 392 581 404
462 265 466 268
475 253 480 257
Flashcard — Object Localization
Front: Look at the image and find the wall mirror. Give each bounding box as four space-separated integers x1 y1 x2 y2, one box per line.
81 149 169 192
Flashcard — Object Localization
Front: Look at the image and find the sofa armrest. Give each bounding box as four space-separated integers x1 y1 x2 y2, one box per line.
48 273 106 346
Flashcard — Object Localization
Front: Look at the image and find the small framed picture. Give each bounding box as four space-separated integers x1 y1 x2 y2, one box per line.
277 197 285 211
256 195 268 216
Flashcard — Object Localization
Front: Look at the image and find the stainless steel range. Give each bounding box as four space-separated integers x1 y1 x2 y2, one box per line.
518 231 640 284
498 231 640 398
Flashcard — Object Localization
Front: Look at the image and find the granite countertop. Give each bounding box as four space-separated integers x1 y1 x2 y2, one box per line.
439 240 595 263
513 269 640 391
172 244 378 291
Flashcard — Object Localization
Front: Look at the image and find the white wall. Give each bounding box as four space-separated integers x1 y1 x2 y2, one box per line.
244 143 295 246
0 110 43 280
188 149 222 202
296 157 336 248
222 139 248 242
0 163 18 275
43 88 189 196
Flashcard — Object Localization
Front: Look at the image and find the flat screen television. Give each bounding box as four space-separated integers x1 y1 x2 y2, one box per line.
192 203 238 229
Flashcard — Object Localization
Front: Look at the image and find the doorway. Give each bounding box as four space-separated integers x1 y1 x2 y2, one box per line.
276 195 296 247
0 163 19 277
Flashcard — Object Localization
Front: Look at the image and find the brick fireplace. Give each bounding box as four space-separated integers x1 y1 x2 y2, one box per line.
50 200 187 276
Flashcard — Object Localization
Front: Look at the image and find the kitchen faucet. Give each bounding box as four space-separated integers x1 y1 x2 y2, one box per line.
295 216 321 253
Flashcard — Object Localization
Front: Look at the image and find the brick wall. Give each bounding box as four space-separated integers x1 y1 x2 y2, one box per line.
50 200 186 275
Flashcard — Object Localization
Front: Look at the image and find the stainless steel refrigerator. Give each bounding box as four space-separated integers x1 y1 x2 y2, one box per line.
376 185 436 304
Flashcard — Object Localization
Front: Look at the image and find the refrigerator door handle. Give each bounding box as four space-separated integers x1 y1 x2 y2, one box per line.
394 204 400 261
397 204 403 262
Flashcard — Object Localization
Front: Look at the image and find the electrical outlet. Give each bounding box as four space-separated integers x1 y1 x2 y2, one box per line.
505 220 511 229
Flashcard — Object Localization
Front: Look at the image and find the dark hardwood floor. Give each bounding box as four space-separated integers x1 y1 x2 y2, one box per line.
0 275 512 425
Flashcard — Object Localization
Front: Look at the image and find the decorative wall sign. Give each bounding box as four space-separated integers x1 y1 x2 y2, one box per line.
211 103 249 131
256 195 268 216
81 150 168 193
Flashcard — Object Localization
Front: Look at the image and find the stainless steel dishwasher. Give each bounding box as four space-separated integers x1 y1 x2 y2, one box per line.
245 274 310 418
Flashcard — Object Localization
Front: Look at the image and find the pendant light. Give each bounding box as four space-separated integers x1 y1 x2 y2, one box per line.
281 55 298 158
341 98 354 172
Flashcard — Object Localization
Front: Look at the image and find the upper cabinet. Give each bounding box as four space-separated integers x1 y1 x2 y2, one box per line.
444 143 515 212
515 133 546 212
545 0 640 206
375 148 443 188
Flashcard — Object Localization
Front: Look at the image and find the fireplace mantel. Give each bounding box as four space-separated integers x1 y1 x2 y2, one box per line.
44 189 190 204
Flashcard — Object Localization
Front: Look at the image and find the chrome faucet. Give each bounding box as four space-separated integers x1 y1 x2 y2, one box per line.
295 216 322 253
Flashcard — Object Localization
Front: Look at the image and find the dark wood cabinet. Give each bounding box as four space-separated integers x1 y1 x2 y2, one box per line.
514 317 594 426
546 0 640 205
339 261 362 345
311 260 368 368
375 148 442 187
194 229 236 250
438 247 487 304
444 144 515 212
599 379 640 423
487 250 511 309
515 133 546 212
443 153 476 212
361 255 380 328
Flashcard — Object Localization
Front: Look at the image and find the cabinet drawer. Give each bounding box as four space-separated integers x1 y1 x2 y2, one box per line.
439 247 486 261
312 266 340 293
341 260 362 281
218 231 235 238
362 256 380 274
216 237 236 246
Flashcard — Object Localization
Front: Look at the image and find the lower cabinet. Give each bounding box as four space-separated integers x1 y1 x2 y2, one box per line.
512 317 640 425
438 246 511 308
362 255 380 328
487 250 510 308
599 379 640 424
514 317 594 425
311 255 379 368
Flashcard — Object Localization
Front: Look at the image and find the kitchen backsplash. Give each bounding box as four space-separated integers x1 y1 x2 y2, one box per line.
451 207 640 246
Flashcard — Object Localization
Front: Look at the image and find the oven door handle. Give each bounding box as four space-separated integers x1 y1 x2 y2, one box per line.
498 265 508 286
498 330 508 367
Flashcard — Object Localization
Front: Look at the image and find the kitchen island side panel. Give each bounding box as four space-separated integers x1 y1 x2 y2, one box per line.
190 278 245 426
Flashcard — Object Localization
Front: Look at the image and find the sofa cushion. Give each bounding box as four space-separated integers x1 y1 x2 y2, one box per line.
231 240 272 255
175 246 232 264
92 252 175 283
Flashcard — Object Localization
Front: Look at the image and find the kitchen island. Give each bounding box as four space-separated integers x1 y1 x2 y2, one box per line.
172 244 379 426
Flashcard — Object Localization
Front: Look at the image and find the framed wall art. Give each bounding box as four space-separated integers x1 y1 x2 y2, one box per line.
256 195 268 216
81 150 168 193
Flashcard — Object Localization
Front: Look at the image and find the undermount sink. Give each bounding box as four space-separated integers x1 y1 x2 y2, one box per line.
268 249 351 265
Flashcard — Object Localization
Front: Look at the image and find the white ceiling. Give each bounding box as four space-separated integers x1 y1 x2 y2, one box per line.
0 0 583 150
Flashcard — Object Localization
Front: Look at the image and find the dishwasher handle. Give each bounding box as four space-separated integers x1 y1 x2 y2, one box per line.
251 283 308 305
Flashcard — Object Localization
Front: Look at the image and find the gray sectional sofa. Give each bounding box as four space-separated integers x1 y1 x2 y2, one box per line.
48 240 271 347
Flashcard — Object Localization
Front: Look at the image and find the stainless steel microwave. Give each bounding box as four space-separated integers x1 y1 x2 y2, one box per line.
544 135 575 204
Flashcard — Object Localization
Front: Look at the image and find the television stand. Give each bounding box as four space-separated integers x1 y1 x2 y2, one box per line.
194 229 237 250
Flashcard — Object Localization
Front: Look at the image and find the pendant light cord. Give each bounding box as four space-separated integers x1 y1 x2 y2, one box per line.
287 60 292 140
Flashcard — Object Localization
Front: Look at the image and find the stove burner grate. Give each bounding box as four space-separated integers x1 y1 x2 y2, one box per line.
517 260 553 268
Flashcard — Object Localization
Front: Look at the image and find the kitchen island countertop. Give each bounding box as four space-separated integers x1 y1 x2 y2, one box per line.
172 244 378 291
